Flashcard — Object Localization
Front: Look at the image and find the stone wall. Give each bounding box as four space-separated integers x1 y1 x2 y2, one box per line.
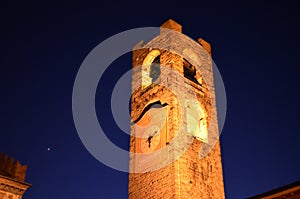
128 19 225 199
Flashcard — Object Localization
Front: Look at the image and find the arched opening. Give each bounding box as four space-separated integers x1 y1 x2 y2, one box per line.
142 50 161 88
186 99 208 143
183 58 199 85
149 55 160 82
133 101 168 124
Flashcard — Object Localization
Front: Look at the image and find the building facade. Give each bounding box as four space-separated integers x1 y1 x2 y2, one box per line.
0 153 30 199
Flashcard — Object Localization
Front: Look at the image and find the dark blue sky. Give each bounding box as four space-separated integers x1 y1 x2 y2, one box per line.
1 1 299 198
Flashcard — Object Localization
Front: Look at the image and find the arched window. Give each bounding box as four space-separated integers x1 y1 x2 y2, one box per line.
186 99 208 143
149 55 160 82
142 50 161 88
183 58 199 84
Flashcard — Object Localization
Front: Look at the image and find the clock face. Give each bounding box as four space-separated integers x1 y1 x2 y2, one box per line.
133 105 167 153
140 125 161 153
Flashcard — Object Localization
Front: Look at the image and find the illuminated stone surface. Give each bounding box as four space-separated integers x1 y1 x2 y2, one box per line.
0 153 30 199
129 19 225 199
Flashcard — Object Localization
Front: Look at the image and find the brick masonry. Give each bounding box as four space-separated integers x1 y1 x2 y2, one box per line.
0 153 30 199
129 19 225 199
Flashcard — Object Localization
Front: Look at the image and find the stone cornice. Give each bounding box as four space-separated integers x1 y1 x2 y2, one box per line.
0 175 31 196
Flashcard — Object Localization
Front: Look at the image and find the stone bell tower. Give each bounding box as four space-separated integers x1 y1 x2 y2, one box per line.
128 19 225 199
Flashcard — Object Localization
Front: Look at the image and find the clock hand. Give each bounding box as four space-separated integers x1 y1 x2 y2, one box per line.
147 130 159 148
147 136 153 147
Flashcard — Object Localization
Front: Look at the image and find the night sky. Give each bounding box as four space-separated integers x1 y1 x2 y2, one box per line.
1 1 299 199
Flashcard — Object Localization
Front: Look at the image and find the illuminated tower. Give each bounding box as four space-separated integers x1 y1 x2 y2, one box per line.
128 19 225 198
0 153 30 199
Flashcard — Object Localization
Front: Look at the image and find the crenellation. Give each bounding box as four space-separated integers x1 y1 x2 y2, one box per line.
0 153 30 199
